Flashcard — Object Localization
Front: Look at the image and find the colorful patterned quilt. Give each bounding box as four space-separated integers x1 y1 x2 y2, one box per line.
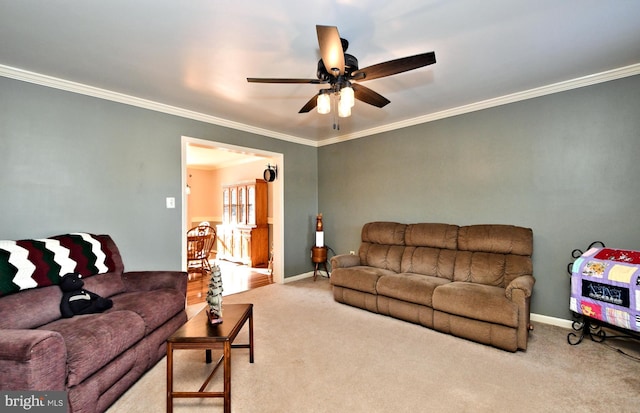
0 233 117 297
570 247 640 332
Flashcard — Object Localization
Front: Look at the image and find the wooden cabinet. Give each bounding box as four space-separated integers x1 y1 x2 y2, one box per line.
217 180 268 267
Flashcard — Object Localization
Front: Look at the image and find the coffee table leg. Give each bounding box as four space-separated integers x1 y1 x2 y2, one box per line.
224 341 231 413
249 307 254 363
167 343 173 413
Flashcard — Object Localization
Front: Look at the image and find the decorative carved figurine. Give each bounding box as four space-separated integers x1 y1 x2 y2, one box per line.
206 263 223 325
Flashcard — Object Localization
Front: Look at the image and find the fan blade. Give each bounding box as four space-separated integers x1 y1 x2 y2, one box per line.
247 78 325 84
351 51 436 82
352 84 390 108
298 94 318 113
316 25 345 76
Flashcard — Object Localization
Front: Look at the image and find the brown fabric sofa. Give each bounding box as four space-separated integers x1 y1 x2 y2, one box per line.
330 222 535 351
0 234 187 412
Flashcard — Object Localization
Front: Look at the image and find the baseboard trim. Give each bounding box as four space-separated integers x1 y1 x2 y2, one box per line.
531 313 573 329
283 272 315 283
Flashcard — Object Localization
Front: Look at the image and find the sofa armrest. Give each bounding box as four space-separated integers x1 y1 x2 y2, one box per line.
122 271 188 297
0 329 67 390
330 254 361 270
505 275 535 300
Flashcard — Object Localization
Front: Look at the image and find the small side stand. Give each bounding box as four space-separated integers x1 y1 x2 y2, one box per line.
568 314 640 345
311 246 329 281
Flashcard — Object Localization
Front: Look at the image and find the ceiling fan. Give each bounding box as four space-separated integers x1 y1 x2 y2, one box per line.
247 25 436 126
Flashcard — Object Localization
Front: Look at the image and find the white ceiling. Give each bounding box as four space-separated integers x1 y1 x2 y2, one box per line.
1 1 640 145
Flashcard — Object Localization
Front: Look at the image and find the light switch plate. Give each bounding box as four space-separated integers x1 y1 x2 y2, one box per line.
166 197 175 209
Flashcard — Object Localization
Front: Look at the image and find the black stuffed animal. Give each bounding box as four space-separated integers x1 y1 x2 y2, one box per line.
59 273 113 318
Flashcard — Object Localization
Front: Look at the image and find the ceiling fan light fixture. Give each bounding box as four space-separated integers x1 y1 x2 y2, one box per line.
248 25 436 128
338 95 352 117
317 92 331 114
340 86 355 108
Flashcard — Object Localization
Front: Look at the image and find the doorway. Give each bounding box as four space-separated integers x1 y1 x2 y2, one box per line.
180 136 285 293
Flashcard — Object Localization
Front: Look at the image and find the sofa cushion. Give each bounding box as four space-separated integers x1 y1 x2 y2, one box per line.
359 244 405 272
39 310 145 387
401 246 456 280
361 222 406 246
453 251 533 288
377 273 450 307
109 288 186 334
0 284 63 329
432 282 518 327
453 251 507 286
458 225 532 256
82 272 126 298
404 223 458 249
331 266 396 294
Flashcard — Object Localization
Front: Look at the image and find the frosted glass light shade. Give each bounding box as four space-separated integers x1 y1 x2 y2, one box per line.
340 86 355 107
317 93 331 114
338 95 352 117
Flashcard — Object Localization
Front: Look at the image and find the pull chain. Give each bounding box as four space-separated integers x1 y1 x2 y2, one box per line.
332 92 340 130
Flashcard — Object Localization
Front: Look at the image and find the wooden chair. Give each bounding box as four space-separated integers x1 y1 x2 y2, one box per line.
186 225 217 289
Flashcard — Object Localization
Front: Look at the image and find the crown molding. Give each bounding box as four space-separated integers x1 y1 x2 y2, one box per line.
2 63 639 149
318 63 640 147
0 64 317 147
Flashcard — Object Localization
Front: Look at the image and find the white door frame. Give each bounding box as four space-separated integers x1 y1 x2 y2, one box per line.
180 136 285 284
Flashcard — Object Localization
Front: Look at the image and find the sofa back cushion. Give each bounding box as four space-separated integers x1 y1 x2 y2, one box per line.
81 271 126 299
0 284 63 329
404 223 459 249
0 272 127 330
361 222 406 246
399 223 459 279
0 233 123 297
454 225 533 287
359 222 406 272
401 247 457 280
457 225 533 256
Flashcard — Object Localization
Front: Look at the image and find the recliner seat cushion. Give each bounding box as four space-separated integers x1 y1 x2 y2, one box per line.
432 282 518 327
39 310 145 387
377 273 450 307
331 266 396 294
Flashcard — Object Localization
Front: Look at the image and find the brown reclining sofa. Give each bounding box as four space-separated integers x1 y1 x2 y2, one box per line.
330 222 535 352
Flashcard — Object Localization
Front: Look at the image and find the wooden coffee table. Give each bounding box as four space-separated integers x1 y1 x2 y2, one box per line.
166 303 254 413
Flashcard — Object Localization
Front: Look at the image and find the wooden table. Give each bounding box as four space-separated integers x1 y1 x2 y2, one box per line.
166 303 254 413
311 246 328 281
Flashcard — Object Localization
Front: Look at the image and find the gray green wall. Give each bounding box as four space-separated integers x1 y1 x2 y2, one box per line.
318 74 640 320
2 73 639 320
0 76 317 276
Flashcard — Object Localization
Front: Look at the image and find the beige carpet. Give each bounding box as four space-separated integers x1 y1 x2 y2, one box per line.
107 277 640 413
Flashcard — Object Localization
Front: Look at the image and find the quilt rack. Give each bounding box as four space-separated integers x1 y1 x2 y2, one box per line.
567 242 640 346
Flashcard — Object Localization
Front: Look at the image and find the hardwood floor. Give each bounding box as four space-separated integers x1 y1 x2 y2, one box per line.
186 259 273 306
